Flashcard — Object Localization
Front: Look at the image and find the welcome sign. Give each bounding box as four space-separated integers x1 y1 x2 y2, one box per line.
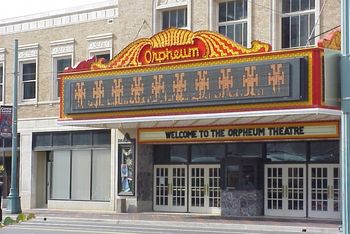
138 122 339 143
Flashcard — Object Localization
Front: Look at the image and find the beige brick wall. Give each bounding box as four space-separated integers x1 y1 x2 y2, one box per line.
319 0 341 40
192 0 209 31
251 0 271 44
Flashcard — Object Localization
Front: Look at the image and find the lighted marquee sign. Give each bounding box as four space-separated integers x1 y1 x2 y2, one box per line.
63 57 307 115
138 122 339 143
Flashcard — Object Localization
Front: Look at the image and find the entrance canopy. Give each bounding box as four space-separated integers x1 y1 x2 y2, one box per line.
58 28 341 130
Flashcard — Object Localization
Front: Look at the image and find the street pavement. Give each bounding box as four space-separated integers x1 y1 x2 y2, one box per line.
0 209 342 234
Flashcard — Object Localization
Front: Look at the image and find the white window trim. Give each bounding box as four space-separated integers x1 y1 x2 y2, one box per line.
50 38 75 103
272 0 320 50
0 48 5 104
209 0 252 47
87 33 113 59
18 43 38 104
19 59 38 104
153 0 192 34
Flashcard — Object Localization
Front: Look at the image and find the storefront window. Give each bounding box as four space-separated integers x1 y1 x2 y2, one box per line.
310 141 339 162
51 150 70 199
191 144 225 163
92 149 111 200
266 142 307 162
71 150 91 200
50 148 111 201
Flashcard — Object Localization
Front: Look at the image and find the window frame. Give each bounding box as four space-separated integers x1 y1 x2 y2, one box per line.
153 0 191 33
272 0 320 50
217 0 249 46
19 60 37 102
52 55 73 101
89 50 112 62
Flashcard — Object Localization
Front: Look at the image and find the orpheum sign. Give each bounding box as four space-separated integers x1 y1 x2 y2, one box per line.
60 28 318 119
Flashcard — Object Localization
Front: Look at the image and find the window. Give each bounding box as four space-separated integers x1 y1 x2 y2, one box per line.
191 144 225 163
281 0 315 48
154 0 190 33
50 149 111 201
0 64 3 102
21 62 36 100
218 0 248 46
91 52 111 62
53 57 71 99
266 142 307 161
310 141 339 162
162 8 187 30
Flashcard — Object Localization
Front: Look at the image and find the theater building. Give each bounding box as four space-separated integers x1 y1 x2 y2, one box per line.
59 27 341 218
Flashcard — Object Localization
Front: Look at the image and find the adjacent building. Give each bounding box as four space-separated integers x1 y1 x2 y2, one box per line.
0 0 342 219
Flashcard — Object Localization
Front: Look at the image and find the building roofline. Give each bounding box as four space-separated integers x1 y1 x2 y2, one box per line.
0 0 118 25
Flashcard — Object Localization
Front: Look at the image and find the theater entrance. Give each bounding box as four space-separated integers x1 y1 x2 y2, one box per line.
153 164 221 214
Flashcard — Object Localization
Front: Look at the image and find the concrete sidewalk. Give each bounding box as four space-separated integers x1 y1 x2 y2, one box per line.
2 209 342 233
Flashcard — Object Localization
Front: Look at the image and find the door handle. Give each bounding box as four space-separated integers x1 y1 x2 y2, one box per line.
331 186 334 199
327 186 331 199
284 185 288 198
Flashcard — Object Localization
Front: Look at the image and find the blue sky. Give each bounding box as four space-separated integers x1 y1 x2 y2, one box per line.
1 0 107 19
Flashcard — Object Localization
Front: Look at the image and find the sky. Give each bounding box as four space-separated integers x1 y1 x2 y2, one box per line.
1 0 107 20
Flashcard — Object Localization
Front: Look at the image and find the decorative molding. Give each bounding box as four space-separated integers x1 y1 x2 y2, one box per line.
50 38 74 55
156 0 187 9
0 1 118 35
87 33 113 51
18 43 39 59
88 40 112 50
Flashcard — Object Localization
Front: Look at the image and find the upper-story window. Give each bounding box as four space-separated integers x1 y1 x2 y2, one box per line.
87 33 113 63
162 8 187 30
281 0 315 48
154 0 191 33
218 0 248 46
91 52 111 62
54 57 72 98
21 62 36 100
50 38 74 101
18 43 38 103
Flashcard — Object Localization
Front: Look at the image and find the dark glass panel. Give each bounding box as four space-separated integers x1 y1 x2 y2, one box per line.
162 11 169 29
219 2 227 22
72 131 91 145
291 15 300 47
266 142 306 162
191 144 225 163
170 145 188 163
310 141 339 162
53 133 70 146
93 131 111 145
34 133 51 147
282 17 290 48
23 82 36 99
282 0 290 13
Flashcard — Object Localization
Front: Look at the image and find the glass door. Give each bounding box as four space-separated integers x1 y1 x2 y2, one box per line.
153 165 187 212
265 164 306 217
308 164 340 219
189 165 221 214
